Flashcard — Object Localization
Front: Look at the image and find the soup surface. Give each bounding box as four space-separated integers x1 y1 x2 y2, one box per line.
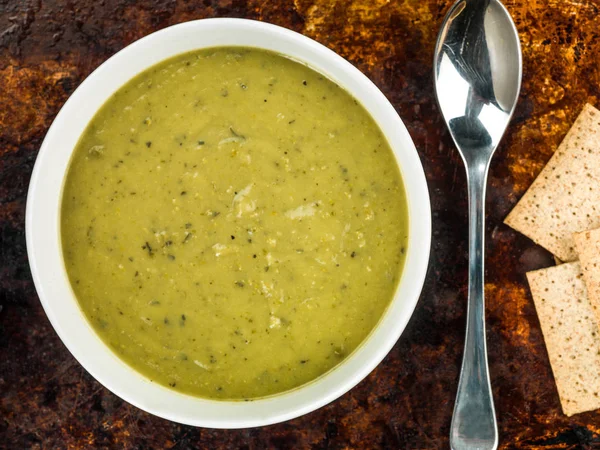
62 47 408 400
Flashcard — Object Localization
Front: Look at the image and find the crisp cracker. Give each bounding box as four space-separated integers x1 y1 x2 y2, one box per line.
527 262 600 416
574 228 600 327
505 103 600 261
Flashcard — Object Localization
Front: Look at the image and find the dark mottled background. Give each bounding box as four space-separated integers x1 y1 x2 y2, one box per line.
1 0 600 448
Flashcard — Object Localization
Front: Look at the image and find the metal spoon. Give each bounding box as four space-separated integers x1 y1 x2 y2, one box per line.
433 0 521 448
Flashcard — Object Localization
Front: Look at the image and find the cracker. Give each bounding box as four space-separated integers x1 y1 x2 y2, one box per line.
574 228 600 327
527 262 600 416
505 103 600 261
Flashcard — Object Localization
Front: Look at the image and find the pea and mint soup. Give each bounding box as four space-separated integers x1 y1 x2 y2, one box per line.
61 47 408 400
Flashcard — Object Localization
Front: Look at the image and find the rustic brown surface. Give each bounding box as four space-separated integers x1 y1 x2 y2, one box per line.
1 0 600 448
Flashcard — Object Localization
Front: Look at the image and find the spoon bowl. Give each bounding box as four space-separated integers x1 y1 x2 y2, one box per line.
435 0 522 160
433 0 522 448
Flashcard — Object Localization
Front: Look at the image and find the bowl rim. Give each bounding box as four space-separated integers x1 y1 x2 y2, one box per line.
26 17 431 428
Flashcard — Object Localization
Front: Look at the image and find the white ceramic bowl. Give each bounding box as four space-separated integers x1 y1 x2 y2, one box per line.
26 18 431 428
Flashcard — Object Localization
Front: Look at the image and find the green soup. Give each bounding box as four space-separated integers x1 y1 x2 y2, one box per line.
61 47 408 400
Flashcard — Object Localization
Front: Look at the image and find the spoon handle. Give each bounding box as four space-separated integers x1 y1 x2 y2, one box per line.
450 162 498 450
